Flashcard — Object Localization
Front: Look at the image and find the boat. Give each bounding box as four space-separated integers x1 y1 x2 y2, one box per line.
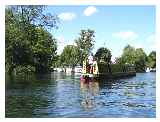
150 68 156 72
146 68 150 72
80 59 136 82
80 60 98 82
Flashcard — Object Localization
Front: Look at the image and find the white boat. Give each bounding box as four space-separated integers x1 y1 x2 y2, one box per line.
146 68 150 72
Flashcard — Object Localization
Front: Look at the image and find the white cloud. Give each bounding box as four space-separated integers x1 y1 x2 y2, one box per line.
113 31 138 40
84 6 97 16
58 12 76 21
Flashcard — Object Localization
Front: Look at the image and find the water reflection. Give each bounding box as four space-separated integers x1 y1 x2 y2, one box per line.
6 73 58 117
80 80 99 110
6 72 156 118
79 78 118 110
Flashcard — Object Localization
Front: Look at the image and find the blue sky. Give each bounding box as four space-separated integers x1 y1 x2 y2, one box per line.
45 6 155 60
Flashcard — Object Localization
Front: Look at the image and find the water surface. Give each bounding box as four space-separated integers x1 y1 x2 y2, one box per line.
6 72 156 118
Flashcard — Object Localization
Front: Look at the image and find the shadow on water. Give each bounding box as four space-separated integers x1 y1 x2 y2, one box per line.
5 72 81 118
5 73 56 118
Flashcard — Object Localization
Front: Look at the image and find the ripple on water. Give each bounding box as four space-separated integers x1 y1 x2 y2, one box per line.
6 72 156 118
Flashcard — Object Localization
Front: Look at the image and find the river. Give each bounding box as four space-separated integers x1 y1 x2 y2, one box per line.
5 72 156 118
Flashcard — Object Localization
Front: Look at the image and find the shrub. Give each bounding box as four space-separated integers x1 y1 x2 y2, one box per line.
97 63 110 73
14 65 35 75
97 63 135 73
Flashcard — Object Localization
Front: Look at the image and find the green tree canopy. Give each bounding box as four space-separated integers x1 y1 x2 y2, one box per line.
5 8 33 73
95 47 112 64
116 45 151 72
95 47 112 73
147 51 156 69
32 27 57 73
9 5 59 29
60 45 81 67
5 6 59 74
75 29 95 64
121 45 136 65
134 48 147 72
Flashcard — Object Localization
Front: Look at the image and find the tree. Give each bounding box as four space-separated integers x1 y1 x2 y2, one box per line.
95 47 112 73
5 6 59 74
32 27 57 73
147 51 156 69
134 48 147 72
5 8 33 74
121 45 136 65
115 57 126 65
95 47 112 63
9 5 59 29
60 45 81 68
117 45 148 72
75 29 95 65
52 55 61 68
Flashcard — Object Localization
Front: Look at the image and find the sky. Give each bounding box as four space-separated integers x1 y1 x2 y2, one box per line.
44 5 155 61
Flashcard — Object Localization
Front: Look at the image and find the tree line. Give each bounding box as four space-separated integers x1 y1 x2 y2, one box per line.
5 6 156 75
58 30 156 73
115 45 156 72
6 6 59 74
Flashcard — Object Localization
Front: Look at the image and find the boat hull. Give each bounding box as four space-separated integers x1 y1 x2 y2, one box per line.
80 73 95 82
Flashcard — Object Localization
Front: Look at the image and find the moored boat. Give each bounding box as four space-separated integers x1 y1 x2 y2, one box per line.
80 59 136 82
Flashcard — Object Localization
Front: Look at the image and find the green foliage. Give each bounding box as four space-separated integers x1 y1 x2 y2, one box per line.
9 5 59 29
116 45 156 72
121 45 136 65
5 8 33 74
95 47 112 64
147 51 156 68
111 64 127 73
115 57 126 65
97 63 110 73
51 55 61 68
111 64 135 73
94 47 112 73
134 48 147 72
6 6 156 75
32 27 57 73
60 45 81 67
117 45 148 72
97 63 135 73
5 6 59 74
75 29 95 64
14 65 35 75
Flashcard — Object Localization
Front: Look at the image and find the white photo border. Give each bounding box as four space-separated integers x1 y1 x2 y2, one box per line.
0 0 159 122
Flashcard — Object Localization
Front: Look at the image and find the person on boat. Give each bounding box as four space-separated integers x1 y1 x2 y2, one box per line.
88 53 94 74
